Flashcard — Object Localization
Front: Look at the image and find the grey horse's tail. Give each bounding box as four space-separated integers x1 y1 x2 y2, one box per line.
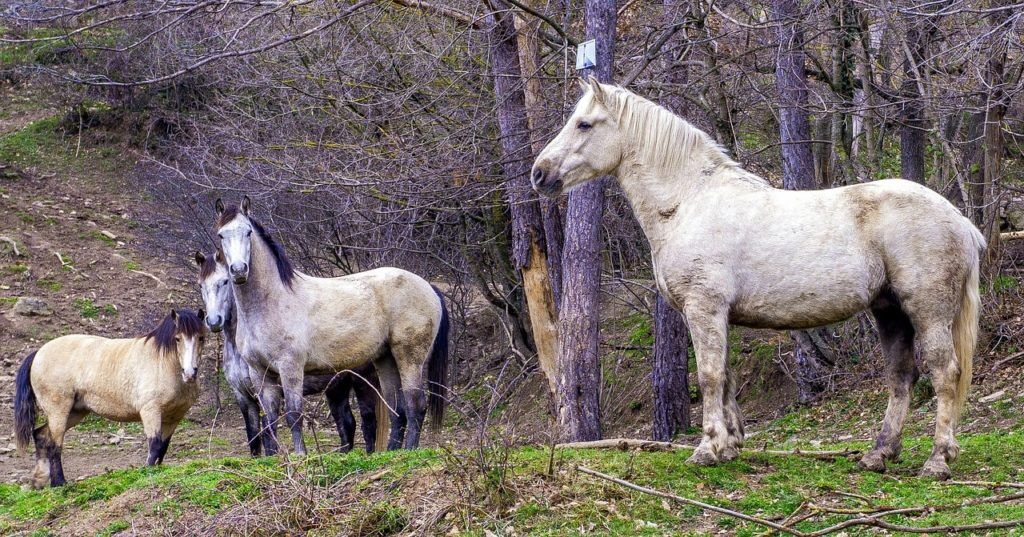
427 286 450 430
952 219 986 422
14 350 38 453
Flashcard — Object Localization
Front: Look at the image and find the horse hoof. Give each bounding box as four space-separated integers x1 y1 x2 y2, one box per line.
858 452 887 473
720 446 740 461
687 448 720 466
920 460 951 480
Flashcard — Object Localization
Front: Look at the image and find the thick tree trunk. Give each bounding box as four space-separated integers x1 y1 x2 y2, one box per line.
978 1 1009 271
557 0 616 441
773 0 832 404
651 294 690 440
649 0 692 442
487 3 559 394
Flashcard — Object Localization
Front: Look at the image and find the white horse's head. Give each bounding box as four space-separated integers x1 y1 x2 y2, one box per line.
215 196 254 284
532 77 623 197
194 250 232 332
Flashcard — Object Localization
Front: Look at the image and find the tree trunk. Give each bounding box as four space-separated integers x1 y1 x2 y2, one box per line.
557 0 616 441
899 23 928 184
486 3 559 395
978 0 1009 272
649 0 692 442
651 293 690 440
773 0 832 404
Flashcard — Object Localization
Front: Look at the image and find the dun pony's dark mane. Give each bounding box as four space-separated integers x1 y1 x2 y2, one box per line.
144 309 204 353
216 204 295 287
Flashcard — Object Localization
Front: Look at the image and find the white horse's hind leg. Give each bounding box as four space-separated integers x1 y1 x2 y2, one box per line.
721 369 744 460
918 325 961 479
860 295 917 473
684 303 733 465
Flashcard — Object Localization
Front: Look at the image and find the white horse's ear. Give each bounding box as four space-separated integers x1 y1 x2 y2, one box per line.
241 196 251 215
194 251 205 267
587 75 604 103
214 198 225 216
578 77 589 94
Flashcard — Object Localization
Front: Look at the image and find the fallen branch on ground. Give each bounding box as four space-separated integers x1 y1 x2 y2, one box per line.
556 438 860 460
576 465 1024 536
0 236 21 257
130 269 165 288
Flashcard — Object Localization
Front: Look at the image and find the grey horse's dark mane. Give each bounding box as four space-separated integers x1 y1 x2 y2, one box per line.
144 309 204 353
216 204 295 288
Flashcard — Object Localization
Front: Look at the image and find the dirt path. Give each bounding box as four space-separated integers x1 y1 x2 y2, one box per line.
0 83 256 485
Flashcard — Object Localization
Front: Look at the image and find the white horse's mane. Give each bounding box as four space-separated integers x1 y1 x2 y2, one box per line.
598 84 768 186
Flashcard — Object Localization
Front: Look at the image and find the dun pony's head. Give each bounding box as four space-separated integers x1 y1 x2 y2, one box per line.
213 196 294 287
146 309 207 383
194 249 232 333
532 77 624 197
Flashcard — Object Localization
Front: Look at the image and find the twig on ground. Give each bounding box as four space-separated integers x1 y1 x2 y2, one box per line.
947 480 1024 489
130 269 166 287
0 235 21 257
557 438 860 460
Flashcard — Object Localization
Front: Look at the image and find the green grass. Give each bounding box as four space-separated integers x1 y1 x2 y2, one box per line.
4 263 28 274
0 115 64 167
74 415 143 435
123 260 140 271
36 279 62 292
72 297 99 318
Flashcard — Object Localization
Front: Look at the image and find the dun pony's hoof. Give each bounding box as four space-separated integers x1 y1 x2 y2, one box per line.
858 451 887 473
919 460 951 480
687 447 720 466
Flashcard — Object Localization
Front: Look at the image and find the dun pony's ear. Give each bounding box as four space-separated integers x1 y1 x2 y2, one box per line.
197 308 205 322
214 198 225 216
240 196 251 216
214 248 226 264
170 309 178 322
587 75 605 104
194 251 206 267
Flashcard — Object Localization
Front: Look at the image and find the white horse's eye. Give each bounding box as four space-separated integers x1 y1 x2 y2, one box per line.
218 233 224 239
577 121 592 131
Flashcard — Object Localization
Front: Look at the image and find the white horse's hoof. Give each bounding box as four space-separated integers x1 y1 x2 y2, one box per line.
858 451 887 473
720 446 740 461
920 459 951 480
688 448 720 466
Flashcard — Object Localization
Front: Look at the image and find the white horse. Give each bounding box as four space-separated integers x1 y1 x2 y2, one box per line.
532 77 985 479
213 198 449 454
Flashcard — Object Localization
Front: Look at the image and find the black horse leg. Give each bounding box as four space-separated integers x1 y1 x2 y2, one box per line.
352 370 381 453
234 389 263 457
325 374 356 452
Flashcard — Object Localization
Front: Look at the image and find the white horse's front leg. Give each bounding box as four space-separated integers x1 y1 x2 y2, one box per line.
685 303 734 465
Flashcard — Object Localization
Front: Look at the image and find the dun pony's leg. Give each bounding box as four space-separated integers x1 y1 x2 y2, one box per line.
140 405 164 466
352 371 380 453
325 374 356 452
31 426 51 489
860 297 917 473
154 421 180 464
684 302 732 465
373 353 406 450
39 402 78 487
918 325 961 479
279 366 307 456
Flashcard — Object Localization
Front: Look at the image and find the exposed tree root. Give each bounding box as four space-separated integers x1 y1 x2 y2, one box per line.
557 438 860 460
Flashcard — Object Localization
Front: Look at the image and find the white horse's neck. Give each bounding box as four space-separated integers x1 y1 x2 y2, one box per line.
609 94 767 244
232 229 295 325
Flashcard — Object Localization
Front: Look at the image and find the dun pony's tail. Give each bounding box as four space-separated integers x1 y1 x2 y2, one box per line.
14 350 38 453
427 286 450 431
952 221 986 423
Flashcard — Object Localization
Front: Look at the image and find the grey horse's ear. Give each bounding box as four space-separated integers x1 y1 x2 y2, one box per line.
214 248 226 264
240 196 251 216
587 75 604 103
214 198 225 216
194 251 206 267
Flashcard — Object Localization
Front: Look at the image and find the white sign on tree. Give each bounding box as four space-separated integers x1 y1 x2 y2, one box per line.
576 39 596 70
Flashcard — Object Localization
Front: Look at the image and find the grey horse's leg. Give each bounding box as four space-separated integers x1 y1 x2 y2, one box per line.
253 372 283 456
918 324 961 479
683 301 732 465
720 369 744 460
325 374 357 452
231 387 263 457
373 352 406 450
860 291 917 473
279 364 308 455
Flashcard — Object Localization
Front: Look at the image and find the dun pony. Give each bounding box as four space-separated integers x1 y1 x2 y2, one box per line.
14 309 207 488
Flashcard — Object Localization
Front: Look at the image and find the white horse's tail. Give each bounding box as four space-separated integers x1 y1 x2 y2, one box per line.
953 219 985 421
